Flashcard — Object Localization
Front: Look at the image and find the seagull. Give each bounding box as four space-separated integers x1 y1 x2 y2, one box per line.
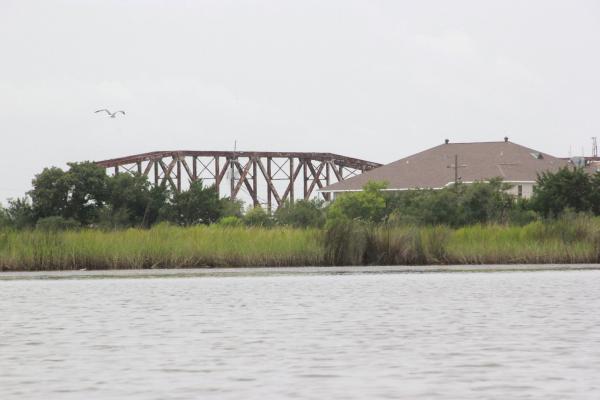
95 109 126 118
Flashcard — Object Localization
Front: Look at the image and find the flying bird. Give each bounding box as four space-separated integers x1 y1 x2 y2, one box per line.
95 109 126 118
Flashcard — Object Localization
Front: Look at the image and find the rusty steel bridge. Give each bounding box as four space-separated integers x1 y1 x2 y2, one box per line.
96 151 381 210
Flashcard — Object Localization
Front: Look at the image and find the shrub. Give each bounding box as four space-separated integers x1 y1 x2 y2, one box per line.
244 206 273 227
217 216 243 227
0 205 11 229
220 198 245 218
532 167 593 217
274 199 325 228
161 180 222 226
5 198 36 229
36 216 80 231
327 181 388 225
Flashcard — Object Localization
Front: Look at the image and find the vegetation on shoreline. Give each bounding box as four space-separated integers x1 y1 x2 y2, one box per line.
1 215 599 271
324 214 600 266
2 163 600 270
0 225 323 271
3 162 600 232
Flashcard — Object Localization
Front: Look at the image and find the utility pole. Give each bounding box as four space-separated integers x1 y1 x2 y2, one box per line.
454 154 458 185
446 154 467 187
593 137 598 158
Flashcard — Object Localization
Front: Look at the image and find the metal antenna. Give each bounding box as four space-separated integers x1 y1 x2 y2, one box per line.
593 137 598 158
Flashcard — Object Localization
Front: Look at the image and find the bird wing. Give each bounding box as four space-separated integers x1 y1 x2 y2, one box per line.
95 109 111 114
114 111 126 115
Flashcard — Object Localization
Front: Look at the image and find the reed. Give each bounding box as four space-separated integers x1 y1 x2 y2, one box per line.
0 224 323 271
323 215 600 266
2 216 600 271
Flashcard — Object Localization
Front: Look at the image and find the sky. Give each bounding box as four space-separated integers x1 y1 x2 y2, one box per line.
1 0 599 202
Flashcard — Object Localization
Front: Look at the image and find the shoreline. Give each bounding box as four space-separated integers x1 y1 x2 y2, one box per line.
1 264 599 280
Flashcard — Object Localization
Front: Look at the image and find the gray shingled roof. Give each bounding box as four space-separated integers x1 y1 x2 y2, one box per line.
321 141 568 192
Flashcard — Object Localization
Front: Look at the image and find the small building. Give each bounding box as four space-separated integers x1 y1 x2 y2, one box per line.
320 138 569 199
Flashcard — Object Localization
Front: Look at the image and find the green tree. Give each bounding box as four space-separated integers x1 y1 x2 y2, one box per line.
162 180 222 226
590 171 600 216
414 188 463 226
28 167 70 220
326 181 388 225
104 173 168 228
29 162 109 225
62 162 109 224
459 179 514 225
0 204 11 228
531 167 592 217
379 179 519 227
274 199 326 228
5 198 36 229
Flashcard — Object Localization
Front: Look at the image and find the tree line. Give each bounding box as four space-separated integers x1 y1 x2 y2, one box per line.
0 162 324 230
326 167 600 227
1 162 599 230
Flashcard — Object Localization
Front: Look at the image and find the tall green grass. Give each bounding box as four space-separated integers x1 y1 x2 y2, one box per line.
323 215 600 266
2 216 600 270
0 224 323 271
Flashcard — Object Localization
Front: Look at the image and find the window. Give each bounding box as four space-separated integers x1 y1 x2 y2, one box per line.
517 185 523 197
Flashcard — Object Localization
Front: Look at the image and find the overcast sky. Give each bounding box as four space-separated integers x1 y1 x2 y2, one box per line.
1 0 599 201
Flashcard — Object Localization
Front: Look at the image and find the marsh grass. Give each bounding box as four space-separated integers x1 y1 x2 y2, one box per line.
324 215 600 266
0 224 323 271
2 216 600 270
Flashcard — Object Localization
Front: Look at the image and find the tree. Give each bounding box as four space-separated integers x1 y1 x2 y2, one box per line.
162 180 222 226
5 198 36 229
370 179 520 227
0 204 11 229
413 188 463 226
326 181 388 225
62 162 109 224
531 167 592 217
104 173 168 228
459 179 514 225
274 199 326 228
590 171 600 216
28 162 109 225
29 167 70 220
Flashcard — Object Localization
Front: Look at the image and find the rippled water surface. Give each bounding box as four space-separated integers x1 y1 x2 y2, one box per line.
1 269 600 399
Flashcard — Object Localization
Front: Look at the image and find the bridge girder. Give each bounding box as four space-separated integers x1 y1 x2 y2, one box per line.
96 151 381 211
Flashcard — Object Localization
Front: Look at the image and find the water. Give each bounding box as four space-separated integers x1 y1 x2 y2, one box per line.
1 268 600 399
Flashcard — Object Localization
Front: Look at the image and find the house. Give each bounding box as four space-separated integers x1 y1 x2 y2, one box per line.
320 138 569 199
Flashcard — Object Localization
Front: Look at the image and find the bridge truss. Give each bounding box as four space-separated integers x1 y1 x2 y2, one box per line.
96 151 381 211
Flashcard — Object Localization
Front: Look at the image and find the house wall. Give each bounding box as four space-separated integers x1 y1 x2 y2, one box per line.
329 181 537 199
505 182 535 199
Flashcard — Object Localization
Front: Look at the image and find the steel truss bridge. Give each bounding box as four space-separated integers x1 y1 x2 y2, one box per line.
96 151 381 210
